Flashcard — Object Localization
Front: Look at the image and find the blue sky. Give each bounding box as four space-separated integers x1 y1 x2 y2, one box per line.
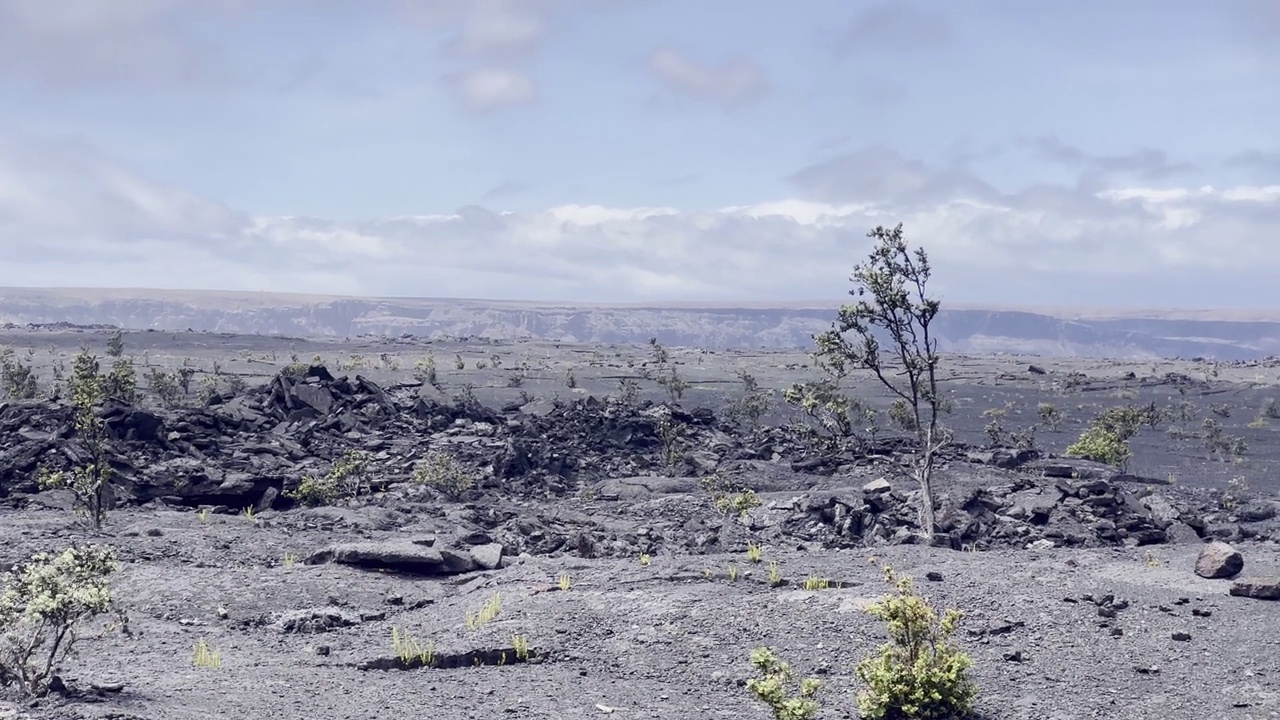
0 0 1277 307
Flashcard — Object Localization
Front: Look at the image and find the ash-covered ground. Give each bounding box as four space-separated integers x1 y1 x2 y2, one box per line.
1 326 1279 720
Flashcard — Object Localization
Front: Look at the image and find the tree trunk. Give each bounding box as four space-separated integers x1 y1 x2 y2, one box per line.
915 432 938 537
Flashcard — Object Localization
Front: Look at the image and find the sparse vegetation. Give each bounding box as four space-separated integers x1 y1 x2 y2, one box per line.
704 475 761 518
726 370 774 429
37 348 113 531
767 561 783 587
288 449 374 506
649 338 688 403
1064 424 1132 469
746 646 822 720
1037 402 1063 431
412 450 476 499
783 376 876 451
145 367 181 407
0 347 39 399
657 416 688 469
803 576 830 591
193 638 222 669
414 356 439 387
813 223 950 537
746 543 763 563
854 566 977 720
391 627 435 667
465 592 503 631
0 545 121 696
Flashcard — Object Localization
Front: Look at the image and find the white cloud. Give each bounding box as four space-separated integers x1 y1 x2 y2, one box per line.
1 133 1278 308
447 68 538 111
646 47 769 109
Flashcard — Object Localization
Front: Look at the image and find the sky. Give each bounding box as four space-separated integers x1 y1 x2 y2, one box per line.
0 0 1277 309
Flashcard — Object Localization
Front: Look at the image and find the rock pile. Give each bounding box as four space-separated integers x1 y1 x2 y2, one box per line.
0 366 1274 556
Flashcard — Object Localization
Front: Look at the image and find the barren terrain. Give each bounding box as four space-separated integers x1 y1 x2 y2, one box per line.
2 326 1280 720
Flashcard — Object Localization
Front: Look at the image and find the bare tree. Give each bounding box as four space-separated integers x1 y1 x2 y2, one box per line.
813 223 948 537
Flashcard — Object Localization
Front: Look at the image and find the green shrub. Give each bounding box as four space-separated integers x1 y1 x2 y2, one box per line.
0 546 121 696
39 348 113 531
746 646 821 720
1064 424 1131 468
412 450 476 499
855 566 977 720
288 449 373 506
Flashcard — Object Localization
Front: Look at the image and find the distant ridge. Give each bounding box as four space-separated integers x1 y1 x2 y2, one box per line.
0 286 1277 360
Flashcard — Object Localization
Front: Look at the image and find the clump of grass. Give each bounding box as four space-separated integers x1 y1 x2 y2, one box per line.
465 592 503 631
803 576 830 591
196 508 210 523
391 627 435 667
746 543 764 563
767 561 783 587
727 565 741 582
639 553 652 567
557 573 573 592
282 552 299 568
511 633 531 661
241 506 256 521
193 638 222 669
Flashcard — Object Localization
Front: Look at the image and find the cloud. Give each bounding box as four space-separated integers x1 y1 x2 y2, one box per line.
0 0 243 88
1025 135 1197 187
480 180 532 202
445 68 538 112
413 0 632 113
789 147 997 205
645 46 769 109
842 2 954 54
1227 150 1280 174
2 132 1278 309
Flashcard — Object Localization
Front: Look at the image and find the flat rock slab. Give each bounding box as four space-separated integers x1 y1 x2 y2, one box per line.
306 540 478 575
1230 577 1280 600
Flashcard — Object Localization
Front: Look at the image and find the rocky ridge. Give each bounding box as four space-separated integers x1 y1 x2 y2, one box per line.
1 365 1270 575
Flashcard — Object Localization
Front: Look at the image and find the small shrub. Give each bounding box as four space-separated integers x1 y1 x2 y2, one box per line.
746 543 763 563
1036 402 1062 431
414 356 439 386
855 566 977 720
38 349 113 531
145 367 181 408
1064 425 1131 469
657 416 687 469
746 646 821 720
288 449 373 506
0 347 39 400
726 370 774 428
412 450 476 499
0 546 120 695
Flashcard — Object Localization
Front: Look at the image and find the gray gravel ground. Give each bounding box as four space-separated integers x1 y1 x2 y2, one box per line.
1 329 1279 719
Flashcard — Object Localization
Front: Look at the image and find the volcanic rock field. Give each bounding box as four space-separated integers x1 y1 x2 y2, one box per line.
2 325 1280 720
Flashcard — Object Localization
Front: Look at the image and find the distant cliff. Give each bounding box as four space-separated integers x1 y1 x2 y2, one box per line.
0 287 1277 360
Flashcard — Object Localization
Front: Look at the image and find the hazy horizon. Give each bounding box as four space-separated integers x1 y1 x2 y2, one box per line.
1 1 1277 309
